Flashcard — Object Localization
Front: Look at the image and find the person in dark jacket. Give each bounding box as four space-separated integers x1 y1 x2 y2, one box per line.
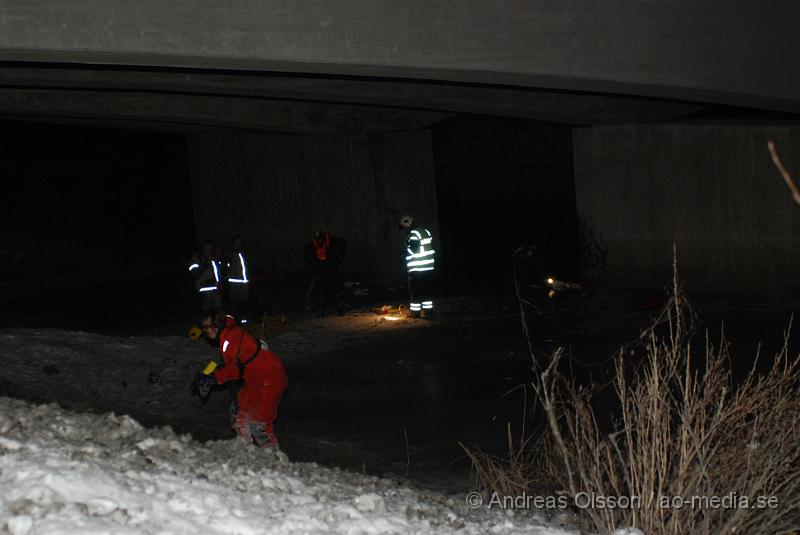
193 312 288 448
188 240 222 313
303 229 347 316
225 235 250 320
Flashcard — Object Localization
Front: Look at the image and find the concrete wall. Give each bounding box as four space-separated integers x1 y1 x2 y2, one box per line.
188 130 438 283
573 125 800 296
1 1 799 112
432 118 577 289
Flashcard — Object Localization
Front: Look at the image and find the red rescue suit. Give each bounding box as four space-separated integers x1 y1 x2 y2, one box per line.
213 316 288 447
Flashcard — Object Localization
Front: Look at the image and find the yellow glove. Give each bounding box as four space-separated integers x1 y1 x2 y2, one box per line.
201 361 218 375
188 325 203 340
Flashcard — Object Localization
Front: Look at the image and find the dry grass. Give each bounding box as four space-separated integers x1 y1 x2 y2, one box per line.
460 424 545 499
468 259 800 534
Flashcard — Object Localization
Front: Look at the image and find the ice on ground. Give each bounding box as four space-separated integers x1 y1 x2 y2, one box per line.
0 397 575 534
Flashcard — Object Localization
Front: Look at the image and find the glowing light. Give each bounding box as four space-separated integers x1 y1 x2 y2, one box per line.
383 315 402 321
546 277 555 285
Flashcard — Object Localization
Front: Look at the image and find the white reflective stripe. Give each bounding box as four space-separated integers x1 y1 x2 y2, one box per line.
189 263 200 271
420 238 432 245
422 301 433 305
222 340 230 352
228 278 247 283
409 266 435 272
212 261 220 283
422 304 433 309
410 230 422 238
199 286 217 292
410 303 422 310
406 250 435 260
407 250 436 259
408 257 435 264
239 252 249 283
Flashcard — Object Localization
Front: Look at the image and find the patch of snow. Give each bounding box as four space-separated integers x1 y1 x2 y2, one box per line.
0 397 575 534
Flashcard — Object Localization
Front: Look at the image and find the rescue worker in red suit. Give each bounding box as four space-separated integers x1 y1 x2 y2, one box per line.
193 312 288 448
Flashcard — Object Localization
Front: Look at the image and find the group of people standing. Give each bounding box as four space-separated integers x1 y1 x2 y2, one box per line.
188 216 437 319
301 214 438 318
188 235 250 318
188 214 437 451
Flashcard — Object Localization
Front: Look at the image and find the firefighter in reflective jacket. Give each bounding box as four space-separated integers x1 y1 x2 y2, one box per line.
193 312 288 448
399 214 436 317
225 235 249 319
188 240 222 313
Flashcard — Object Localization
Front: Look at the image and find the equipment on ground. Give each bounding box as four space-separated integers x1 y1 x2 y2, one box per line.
241 314 288 340
544 276 583 299
370 304 408 319
371 304 402 315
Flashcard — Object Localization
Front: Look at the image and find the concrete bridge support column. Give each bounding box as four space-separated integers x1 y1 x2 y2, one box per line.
573 124 800 296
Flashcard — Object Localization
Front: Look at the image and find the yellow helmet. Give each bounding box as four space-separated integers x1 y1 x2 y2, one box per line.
188 324 203 340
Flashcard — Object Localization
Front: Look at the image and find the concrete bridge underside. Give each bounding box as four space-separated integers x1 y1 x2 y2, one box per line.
2 2 799 292
0 0 798 133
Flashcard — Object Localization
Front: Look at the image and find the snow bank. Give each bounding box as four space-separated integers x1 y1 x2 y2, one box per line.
0 398 574 535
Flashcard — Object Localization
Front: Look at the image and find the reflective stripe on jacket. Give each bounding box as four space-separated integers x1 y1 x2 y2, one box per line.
189 253 220 292
405 227 436 273
227 251 249 284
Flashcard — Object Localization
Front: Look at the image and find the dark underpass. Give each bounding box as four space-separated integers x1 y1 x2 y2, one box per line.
0 107 799 494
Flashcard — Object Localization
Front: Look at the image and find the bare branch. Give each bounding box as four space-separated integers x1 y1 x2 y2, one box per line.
767 140 800 206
